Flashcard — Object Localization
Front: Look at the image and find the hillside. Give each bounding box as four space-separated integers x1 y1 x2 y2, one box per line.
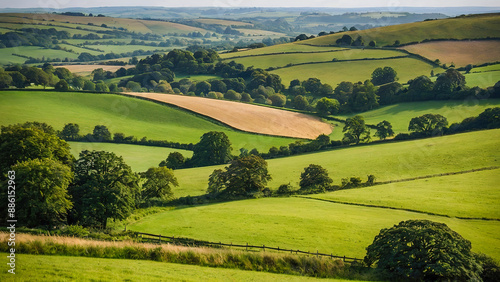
302 13 500 47
123 92 332 139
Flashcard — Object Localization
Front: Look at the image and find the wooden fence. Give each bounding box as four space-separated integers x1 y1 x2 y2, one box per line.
136 232 361 263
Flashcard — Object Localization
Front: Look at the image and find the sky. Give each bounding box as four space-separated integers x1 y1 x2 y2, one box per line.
1 0 499 9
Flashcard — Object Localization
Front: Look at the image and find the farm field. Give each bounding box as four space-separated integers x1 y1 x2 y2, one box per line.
235 28 286 37
302 13 500 47
56 64 134 75
127 197 500 260
270 57 443 87
194 18 254 26
219 43 347 59
0 253 331 281
336 99 500 134
171 129 500 197
0 46 78 65
222 49 406 70
174 73 223 82
463 70 500 88
400 40 500 67
68 142 193 172
123 92 332 139
304 168 500 219
0 91 296 152
83 44 173 54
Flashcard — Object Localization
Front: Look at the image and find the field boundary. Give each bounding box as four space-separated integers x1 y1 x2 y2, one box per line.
221 48 351 60
136 232 362 263
299 166 500 221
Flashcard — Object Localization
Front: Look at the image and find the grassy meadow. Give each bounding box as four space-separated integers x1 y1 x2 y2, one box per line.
270 57 443 87
69 142 193 172
170 129 500 197
305 168 500 219
219 43 346 59
0 91 297 153
0 253 335 281
127 197 500 260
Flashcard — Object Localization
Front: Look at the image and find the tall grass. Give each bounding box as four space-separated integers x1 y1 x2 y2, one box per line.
0 233 371 279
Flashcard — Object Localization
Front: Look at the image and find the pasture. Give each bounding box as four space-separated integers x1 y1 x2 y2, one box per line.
0 253 328 281
222 49 406 70
68 142 193 172
127 197 500 260
270 57 443 87
463 70 500 88
336 99 500 134
0 91 297 152
170 129 500 197
400 40 500 67
194 18 254 26
305 168 500 219
303 13 500 47
219 43 346 59
123 92 332 139
0 46 79 65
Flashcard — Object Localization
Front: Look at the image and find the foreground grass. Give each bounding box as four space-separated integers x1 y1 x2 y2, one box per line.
0 253 351 281
336 99 500 134
305 168 500 219
68 142 193 172
0 91 296 152
172 129 500 197
127 197 500 261
0 233 360 280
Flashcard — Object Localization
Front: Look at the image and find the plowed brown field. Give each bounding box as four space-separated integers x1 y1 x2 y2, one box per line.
400 40 500 67
123 92 332 139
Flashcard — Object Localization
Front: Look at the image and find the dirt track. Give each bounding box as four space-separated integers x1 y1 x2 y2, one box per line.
123 92 332 139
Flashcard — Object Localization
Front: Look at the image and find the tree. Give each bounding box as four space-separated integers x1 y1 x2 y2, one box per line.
69 150 139 228
434 68 466 94
343 115 370 144
9 71 27 88
371 66 397 86
224 89 242 100
408 114 448 136
299 164 332 192
95 81 109 92
12 158 73 227
83 80 95 91
0 122 73 173
140 167 178 200
191 131 232 166
160 152 185 169
374 120 394 140
407 75 434 101
292 95 309 110
315 97 340 116
336 34 353 45
55 79 70 91
377 82 402 105
268 93 287 107
0 72 13 88
126 81 141 92
207 155 271 197
195 81 211 96
59 123 80 140
364 220 482 281
92 125 112 141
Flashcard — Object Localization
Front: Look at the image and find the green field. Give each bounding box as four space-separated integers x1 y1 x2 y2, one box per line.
0 253 331 281
463 71 500 88
222 49 406 70
303 14 500 47
174 74 223 82
69 142 193 172
127 197 500 260
336 99 500 134
0 91 296 152
219 43 346 59
305 169 500 219
84 44 173 54
270 57 443 87
0 46 79 65
170 129 500 197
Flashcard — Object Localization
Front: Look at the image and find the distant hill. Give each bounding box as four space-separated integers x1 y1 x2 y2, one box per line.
303 13 500 47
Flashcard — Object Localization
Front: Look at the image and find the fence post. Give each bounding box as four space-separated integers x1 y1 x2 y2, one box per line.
278 246 280 252
246 243 248 251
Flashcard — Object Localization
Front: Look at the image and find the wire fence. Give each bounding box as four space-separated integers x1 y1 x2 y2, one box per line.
136 232 361 263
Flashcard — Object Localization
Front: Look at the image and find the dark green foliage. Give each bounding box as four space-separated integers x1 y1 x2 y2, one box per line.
83 80 96 91
299 164 332 192
407 75 434 101
374 120 394 140
191 131 232 166
408 114 448 136
207 155 271 197
316 97 340 116
277 183 294 195
95 81 109 92
348 80 379 112
371 66 397 86
336 34 353 45
0 122 73 173
139 167 178 200
268 93 287 107
12 158 73 227
69 150 139 228
59 123 80 140
376 82 402 105
343 115 370 144
474 253 500 282
364 220 482 281
224 89 242 100
92 125 112 142
434 68 466 94
159 152 185 169
54 79 70 91
9 71 27 88
0 72 13 88
292 95 309 110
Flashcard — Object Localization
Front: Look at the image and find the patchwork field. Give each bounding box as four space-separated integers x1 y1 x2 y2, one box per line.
127 197 500 260
170 129 500 197
123 92 332 139
400 40 500 67
303 13 500 47
69 142 193 172
270 57 443 87
0 91 296 152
